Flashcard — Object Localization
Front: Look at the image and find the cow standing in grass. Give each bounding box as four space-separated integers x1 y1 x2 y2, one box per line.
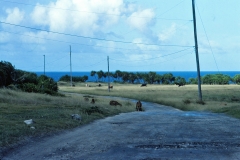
140 84 147 87
136 100 143 111
109 100 122 106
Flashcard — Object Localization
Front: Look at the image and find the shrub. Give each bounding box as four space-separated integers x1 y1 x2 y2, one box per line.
196 100 206 105
183 99 191 104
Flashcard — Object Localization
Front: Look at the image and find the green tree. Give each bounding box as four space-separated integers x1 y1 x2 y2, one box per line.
233 74 240 84
0 61 15 87
97 70 104 82
148 71 157 84
162 73 175 84
90 70 97 82
115 70 123 82
189 77 197 84
122 71 129 83
155 74 163 84
174 76 186 86
37 75 58 93
128 72 137 84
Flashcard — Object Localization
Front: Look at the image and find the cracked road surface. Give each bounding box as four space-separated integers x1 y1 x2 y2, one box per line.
2 100 240 160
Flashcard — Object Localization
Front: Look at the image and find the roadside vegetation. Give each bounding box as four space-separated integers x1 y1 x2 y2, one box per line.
0 61 58 95
0 88 135 148
59 82 240 119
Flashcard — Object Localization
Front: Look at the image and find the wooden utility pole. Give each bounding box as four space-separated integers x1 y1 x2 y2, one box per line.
70 45 73 87
43 55 45 75
107 56 110 92
192 0 202 101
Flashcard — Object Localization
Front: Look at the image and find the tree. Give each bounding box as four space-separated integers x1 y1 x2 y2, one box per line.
37 75 58 93
148 71 157 84
174 76 186 86
233 74 240 84
162 73 175 84
96 70 104 82
115 70 123 82
90 70 97 82
128 72 137 84
0 61 15 87
122 71 129 83
155 74 163 84
189 77 197 84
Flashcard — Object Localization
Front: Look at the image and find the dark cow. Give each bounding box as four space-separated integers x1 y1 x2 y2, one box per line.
91 98 95 104
109 85 113 89
109 100 122 106
136 100 143 111
175 82 185 87
97 84 101 87
140 83 147 87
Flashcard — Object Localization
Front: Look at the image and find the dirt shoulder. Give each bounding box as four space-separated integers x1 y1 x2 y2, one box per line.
2 99 240 160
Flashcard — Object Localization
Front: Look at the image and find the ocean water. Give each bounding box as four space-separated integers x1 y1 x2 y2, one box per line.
35 71 240 82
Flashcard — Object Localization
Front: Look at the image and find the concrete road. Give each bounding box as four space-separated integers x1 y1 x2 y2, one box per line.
2 100 240 160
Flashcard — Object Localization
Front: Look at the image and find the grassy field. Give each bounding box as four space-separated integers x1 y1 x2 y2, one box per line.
59 82 240 118
0 88 135 148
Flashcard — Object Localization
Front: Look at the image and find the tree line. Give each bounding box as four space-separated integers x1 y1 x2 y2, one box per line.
59 75 88 82
90 70 240 85
0 61 59 95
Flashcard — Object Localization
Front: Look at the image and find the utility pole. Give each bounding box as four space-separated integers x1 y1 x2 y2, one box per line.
192 0 202 101
43 55 45 75
70 45 73 87
107 56 110 92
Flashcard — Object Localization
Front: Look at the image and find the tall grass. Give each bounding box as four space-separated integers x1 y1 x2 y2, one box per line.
0 88 135 149
59 82 240 118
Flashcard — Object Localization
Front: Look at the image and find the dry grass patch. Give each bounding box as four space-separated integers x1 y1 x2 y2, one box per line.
0 88 135 148
59 82 240 118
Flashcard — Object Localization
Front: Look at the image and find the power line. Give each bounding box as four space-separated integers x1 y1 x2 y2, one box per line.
196 4 220 72
110 48 194 62
0 29 193 52
111 51 194 67
156 0 186 18
0 0 190 21
0 21 192 47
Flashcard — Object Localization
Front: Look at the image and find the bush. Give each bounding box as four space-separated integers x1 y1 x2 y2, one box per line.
21 83 38 93
196 100 205 105
183 99 191 104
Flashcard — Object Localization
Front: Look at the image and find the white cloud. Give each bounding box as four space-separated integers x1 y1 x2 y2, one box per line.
31 0 125 35
127 8 155 32
4 7 24 24
158 23 176 41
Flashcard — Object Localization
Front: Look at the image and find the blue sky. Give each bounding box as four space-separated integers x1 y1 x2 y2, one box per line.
0 0 239 72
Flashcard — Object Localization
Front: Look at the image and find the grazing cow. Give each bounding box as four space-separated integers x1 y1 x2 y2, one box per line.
84 97 89 101
175 82 185 87
109 100 122 106
136 100 143 111
109 85 113 89
140 84 147 87
91 98 95 104
97 84 101 87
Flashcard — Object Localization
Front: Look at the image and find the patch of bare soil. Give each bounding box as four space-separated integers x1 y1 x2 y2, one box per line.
2 99 240 160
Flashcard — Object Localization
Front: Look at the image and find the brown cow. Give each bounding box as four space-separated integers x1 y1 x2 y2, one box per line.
109 85 113 89
136 100 143 111
109 100 122 106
